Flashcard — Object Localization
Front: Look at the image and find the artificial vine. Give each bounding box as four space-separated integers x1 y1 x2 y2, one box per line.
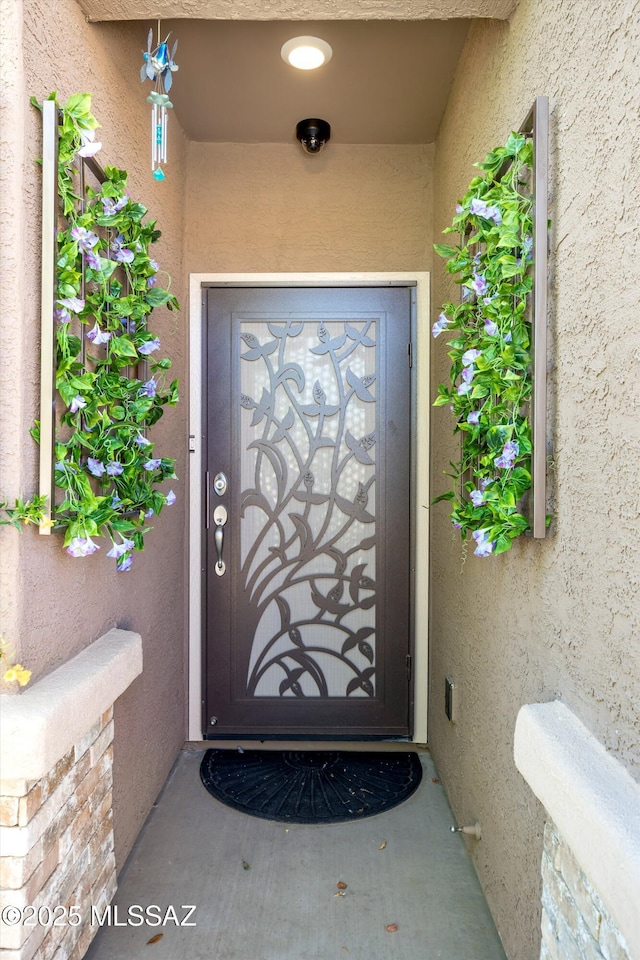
0 93 179 571
432 132 535 557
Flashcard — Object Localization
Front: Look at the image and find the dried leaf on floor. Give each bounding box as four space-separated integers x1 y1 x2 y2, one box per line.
378 840 387 850
432 777 440 784
242 860 251 870
336 881 348 889
333 891 346 898
147 933 164 945
385 923 398 933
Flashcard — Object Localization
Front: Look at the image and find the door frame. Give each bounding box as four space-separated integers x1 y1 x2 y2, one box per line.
188 272 430 743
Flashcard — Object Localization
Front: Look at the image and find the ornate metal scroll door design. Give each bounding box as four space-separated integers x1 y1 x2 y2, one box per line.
204 284 413 738
239 317 378 700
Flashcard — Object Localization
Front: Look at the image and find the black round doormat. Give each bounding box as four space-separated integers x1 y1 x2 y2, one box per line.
199 750 422 824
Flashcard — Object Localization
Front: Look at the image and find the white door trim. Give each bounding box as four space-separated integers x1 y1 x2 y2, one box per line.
188 272 430 743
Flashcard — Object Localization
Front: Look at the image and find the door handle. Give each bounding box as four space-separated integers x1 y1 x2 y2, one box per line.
213 504 227 576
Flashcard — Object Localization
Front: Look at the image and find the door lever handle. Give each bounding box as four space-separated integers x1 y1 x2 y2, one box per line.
213 504 227 576
214 525 224 572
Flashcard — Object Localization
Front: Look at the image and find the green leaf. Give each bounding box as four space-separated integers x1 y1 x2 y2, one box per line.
110 336 139 360
64 93 92 118
145 287 173 308
434 243 458 259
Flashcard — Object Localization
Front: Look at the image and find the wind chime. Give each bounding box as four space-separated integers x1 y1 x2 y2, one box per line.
141 22 178 180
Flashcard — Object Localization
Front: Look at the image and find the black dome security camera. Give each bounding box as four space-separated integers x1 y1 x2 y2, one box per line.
296 118 331 155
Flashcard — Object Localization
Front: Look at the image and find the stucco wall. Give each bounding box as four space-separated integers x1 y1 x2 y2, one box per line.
186 141 433 273
0 2 188 869
429 4 640 960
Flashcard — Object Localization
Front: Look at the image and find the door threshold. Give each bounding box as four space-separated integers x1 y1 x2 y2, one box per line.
186 739 428 752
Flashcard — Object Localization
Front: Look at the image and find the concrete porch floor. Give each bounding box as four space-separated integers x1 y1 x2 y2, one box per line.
85 747 506 960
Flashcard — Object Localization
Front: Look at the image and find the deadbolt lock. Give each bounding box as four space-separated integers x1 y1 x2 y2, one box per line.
213 472 227 496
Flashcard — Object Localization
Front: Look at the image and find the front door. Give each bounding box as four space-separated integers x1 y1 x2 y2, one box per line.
203 285 413 738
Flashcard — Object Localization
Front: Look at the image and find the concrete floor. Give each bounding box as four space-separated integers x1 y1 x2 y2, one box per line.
86 747 506 960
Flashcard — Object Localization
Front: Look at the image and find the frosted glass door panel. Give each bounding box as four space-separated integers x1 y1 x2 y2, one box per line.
239 317 377 698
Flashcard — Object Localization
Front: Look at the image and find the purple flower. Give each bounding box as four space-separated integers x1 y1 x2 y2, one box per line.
149 259 159 273
106 536 135 559
106 461 123 476
58 296 85 314
455 203 464 214
165 490 176 505
144 458 162 471
462 349 481 367
111 234 134 263
484 319 498 336
470 489 485 507
145 508 154 518
480 477 493 490
134 433 152 447
101 194 129 215
452 519 462 529
470 198 501 225
87 457 105 477
138 338 160 355
504 331 513 343
86 323 111 345
139 378 157 398
494 440 520 469
432 312 451 338
111 493 122 507
147 275 158 288
470 198 489 217
71 226 99 252
472 528 495 557
77 129 102 158
66 535 100 557
471 274 489 296
467 411 480 425
55 307 71 324
69 395 86 413
84 249 102 270
117 553 134 572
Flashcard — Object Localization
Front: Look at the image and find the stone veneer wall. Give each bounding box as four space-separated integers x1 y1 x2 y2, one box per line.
540 822 631 960
0 629 142 960
0 710 116 960
515 702 640 960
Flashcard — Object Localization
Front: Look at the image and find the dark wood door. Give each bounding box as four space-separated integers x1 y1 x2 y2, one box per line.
203 286 413 738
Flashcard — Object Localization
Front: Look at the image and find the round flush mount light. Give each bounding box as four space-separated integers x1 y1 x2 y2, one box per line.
281 36 333 70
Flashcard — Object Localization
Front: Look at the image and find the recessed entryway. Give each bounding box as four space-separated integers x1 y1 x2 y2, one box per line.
188 273 430 744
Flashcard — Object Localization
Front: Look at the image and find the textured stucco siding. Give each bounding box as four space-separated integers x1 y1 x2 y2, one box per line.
186 141 433 273
79 0 516 22
0 3 188 870
429 4 640 960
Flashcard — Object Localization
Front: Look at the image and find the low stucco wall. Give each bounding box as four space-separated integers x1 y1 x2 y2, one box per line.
0 2 188 869
429 4 640 960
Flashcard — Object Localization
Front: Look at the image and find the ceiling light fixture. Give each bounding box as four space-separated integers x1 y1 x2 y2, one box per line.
281 36 333 71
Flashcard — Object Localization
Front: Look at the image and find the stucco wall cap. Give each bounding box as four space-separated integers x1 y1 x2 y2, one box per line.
514 701 640 959
0 629 142 782
77 0 516 22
